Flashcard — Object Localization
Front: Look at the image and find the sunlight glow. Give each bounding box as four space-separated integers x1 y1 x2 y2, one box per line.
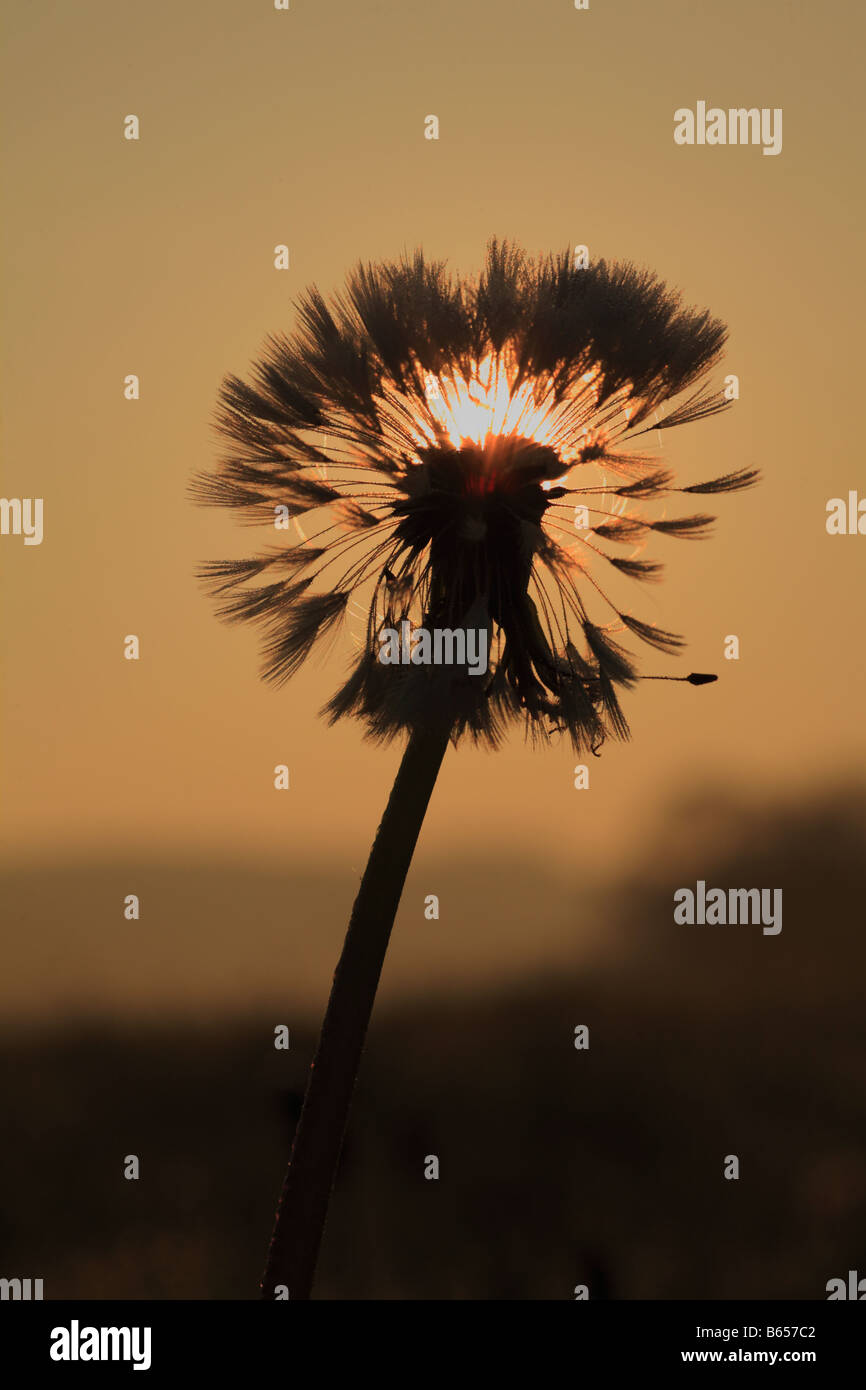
418 352 565 452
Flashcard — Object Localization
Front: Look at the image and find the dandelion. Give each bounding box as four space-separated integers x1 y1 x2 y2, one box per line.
192 240 756 1298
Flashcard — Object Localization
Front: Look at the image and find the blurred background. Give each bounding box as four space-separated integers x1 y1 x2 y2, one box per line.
2 0 864 1297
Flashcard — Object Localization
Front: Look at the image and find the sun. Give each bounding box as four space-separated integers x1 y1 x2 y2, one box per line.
411 349 601 459
422 352 556 450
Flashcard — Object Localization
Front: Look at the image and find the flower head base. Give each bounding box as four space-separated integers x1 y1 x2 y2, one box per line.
193 241 757 751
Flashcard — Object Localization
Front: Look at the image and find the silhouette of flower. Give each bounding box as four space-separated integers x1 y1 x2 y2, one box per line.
194 240 755 753
192 241 757 1301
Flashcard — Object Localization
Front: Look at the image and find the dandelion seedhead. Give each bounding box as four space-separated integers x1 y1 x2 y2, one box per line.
194 240 756 751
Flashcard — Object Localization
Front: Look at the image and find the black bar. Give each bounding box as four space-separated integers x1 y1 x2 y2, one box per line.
0 1300 861 1377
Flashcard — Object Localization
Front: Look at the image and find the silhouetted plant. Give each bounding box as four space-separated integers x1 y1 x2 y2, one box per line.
192 240 756 1298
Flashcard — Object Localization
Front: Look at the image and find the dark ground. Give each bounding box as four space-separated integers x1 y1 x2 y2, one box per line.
2 786 864 1299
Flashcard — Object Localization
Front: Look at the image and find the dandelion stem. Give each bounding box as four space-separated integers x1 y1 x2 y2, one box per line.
261 708 455 1299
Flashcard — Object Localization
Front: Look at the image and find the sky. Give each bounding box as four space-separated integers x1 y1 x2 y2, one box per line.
2 0 864 897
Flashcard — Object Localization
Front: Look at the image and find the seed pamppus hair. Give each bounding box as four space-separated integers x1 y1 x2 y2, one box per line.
193 240 756 754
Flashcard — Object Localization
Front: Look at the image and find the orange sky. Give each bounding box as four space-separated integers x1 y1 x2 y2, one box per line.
2 0 865 878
